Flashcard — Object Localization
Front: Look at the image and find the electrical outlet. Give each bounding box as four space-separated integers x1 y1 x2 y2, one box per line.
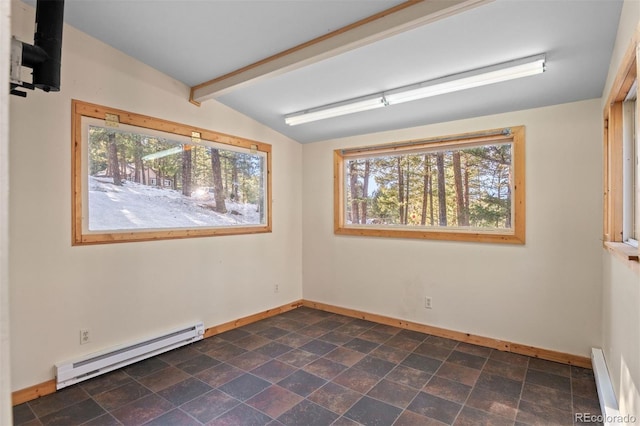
425 297 432 309
274 283 279 293
80 328 90 345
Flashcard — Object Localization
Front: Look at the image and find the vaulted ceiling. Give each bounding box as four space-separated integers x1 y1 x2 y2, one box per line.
29 0 623 143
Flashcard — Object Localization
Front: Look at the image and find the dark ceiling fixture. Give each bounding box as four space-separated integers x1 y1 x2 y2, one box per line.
10 0 65 97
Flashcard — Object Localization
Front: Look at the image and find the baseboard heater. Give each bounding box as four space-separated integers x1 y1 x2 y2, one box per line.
591 347 620 425
56 322 204 390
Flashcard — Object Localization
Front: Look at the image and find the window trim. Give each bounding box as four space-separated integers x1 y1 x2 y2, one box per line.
333 126 526 244
621 91 638 247
603 29 640 272
71 100 272 245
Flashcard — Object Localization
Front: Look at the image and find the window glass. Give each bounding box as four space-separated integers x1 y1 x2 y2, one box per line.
73 100 271 244
344 143 513 230
335 126 525 244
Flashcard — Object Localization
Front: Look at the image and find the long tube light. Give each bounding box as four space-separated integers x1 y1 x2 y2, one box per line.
284 96 386 126
385 54 546 105
284 54 546 126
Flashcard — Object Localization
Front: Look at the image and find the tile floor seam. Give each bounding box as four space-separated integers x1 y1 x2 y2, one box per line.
13 308 601 426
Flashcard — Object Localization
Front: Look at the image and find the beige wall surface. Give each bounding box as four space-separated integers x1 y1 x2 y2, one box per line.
8 0 636 412
602 254 640 419
9 0 302 391
302 99 603 358
600 0 640 419
2 0 12 423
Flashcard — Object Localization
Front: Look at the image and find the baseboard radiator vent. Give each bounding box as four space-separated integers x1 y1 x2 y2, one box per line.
56 322 204 390
591 347 620 425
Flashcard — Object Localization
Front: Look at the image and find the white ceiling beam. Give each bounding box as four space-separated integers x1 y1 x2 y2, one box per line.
190 0 493 104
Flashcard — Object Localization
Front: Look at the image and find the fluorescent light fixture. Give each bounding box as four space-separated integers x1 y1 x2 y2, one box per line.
385 54 546 105
285 96 386 126
284 54 546 126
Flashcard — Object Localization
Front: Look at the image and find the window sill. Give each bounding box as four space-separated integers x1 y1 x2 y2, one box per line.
604 242 640 275
335 226 525 244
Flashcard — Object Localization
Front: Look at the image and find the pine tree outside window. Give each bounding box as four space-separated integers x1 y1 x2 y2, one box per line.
334 126 525 244
72 100 271 245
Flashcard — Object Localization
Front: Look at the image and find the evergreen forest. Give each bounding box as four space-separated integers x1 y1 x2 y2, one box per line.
88 126 265 218
345 143 513 229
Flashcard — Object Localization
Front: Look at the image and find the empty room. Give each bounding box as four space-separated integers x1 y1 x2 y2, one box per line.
1 0 639 425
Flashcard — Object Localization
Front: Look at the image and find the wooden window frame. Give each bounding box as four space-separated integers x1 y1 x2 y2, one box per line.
72 100 272 245
603 30 640 272
333 126 525 244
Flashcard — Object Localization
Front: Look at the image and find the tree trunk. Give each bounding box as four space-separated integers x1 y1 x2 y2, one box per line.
134 141 143 184
429 156 434 226
258 157 264 221
397 157 405 224
157 160 163 187
496 172 502 228
120 154 126 182
505 182 512 229
360 160 370 224
140 164 146 185
210 148 227 213
349 161 360 224
182 146 192 196
421 155 429 225
131 136 141 183
223 155 230 196
231 156 239 201
453 151 469 226
464 164 470 224
107 132 122 186
404 161 410 224
436 152 447 226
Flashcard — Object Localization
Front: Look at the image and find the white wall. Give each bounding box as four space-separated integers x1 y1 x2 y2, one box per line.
1 0 13 424
9 0 302 391
600 0 640 419
302 99 603 357
602 254 640 419
8 0 632 405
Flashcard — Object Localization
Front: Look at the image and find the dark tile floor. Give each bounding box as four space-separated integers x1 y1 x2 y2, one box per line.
13 307 602 425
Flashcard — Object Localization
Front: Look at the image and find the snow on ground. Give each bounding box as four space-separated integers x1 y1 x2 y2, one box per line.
88 176 262 231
